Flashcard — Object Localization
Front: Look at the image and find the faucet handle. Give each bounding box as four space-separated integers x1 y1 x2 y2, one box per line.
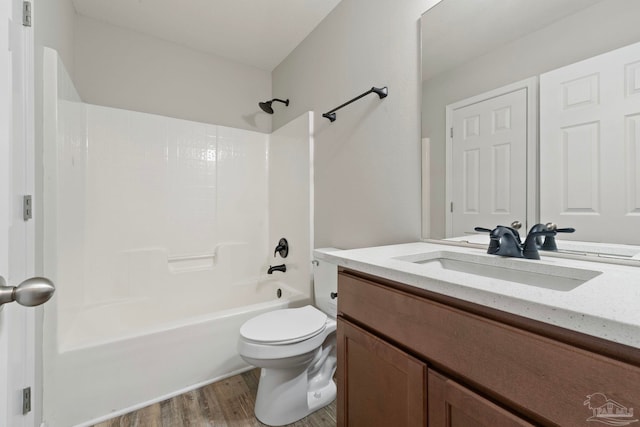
274 238 289 258
474 227 493 233
555 228 576 233
545 223 575 233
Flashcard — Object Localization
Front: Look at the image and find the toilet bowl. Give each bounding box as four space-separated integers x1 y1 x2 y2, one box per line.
237 257 338 426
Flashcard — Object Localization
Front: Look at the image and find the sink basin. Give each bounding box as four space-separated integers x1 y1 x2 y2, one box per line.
394 251 601 292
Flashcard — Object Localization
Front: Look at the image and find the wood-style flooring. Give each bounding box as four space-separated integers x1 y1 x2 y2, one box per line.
92 368 336 427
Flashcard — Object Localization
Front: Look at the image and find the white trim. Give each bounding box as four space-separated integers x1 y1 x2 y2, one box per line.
525 78 539 235
22 9 37 427
444 77 539 237
308 111 315 279
72 366 255 427
2 0 37 426
421 138 431 239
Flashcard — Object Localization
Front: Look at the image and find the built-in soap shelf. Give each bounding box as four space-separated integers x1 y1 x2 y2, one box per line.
167 253 216 273
166 242 249 273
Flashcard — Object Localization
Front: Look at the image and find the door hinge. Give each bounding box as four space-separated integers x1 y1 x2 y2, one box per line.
450 202 453 213
450 127 453 138
23 195 32 220
22 1 32 27
22 387 31 414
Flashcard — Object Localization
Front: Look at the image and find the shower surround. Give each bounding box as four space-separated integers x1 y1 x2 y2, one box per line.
42 49 313 427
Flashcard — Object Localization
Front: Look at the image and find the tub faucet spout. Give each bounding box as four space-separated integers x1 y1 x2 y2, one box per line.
268 264 286 274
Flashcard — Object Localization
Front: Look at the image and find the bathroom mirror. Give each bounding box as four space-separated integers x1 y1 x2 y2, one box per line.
421 0 640 260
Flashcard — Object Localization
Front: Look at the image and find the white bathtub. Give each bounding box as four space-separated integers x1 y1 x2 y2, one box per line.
58 279 303 352
47 281 310 427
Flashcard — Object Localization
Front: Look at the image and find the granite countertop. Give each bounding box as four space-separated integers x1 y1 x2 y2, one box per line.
314 242 640 349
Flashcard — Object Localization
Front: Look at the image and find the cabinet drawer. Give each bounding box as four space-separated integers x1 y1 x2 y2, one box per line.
338 270 640 426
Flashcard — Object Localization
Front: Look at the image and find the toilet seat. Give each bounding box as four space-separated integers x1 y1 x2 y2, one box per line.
240 305 328 345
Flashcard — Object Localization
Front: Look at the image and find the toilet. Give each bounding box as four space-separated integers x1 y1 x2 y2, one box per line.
237 257 338 426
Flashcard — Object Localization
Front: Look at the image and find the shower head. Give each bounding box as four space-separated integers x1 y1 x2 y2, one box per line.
258 101 274 114
258 98 289 114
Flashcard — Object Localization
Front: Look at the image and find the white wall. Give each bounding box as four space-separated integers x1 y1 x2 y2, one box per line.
423 0 640 238
74 16 273 133
269 112 313 298
272 0 438 249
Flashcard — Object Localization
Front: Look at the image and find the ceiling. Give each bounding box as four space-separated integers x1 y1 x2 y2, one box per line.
421 0 604 80
71 0 343 71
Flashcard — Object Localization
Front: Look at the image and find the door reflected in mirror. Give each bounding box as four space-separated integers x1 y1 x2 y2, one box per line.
421 0 640 259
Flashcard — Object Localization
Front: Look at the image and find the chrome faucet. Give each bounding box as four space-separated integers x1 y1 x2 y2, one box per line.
268 264 286 274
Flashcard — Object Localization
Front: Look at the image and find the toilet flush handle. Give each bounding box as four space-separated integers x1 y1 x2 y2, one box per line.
330 292 338 300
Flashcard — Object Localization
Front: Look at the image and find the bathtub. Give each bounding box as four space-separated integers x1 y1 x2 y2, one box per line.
47 281 310 427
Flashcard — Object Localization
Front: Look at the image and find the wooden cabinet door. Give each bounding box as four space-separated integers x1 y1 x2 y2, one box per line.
428 370 534 427
337 318 427 427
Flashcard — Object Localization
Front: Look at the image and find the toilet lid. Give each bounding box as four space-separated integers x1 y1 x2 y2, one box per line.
240 305 328 344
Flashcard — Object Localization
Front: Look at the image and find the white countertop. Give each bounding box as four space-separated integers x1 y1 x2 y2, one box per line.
314 242 640 349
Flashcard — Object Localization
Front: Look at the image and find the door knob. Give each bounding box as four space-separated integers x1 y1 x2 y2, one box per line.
0 276 55 308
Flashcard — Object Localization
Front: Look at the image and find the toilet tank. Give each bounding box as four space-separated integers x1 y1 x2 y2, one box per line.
313 249 339 319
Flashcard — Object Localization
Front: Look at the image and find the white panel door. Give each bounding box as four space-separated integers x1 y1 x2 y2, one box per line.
0 0 10 420
0 0 35 426
449 88 528 237
540 41 640 244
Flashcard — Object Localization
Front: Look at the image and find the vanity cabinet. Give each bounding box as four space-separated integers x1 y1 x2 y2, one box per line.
428 370 534 427
337 319 426 427
336 268 640 427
